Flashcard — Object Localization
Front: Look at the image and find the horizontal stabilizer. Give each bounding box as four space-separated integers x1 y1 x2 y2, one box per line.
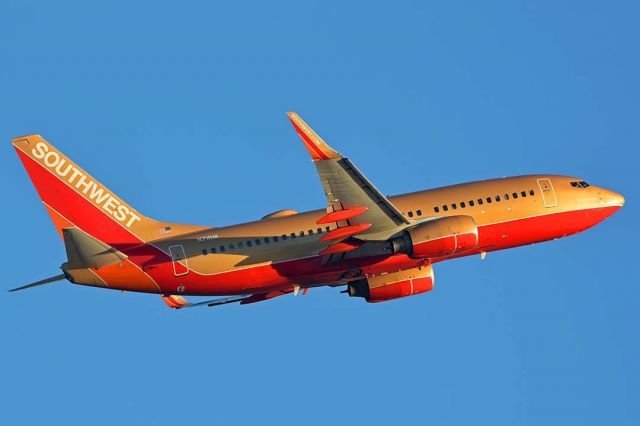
63 227 127 270
9 274 66 292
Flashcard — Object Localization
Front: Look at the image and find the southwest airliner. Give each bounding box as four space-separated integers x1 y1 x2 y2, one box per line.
10 113 624 308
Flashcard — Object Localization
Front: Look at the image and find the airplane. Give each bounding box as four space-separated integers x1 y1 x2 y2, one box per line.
9 112 625 308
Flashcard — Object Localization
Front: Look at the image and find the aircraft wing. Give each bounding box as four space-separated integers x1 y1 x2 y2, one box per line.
162 294 250 309
161 287 302 309
287 112 409 239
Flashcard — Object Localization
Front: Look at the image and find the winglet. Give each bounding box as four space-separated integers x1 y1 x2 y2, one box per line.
287 112 341 161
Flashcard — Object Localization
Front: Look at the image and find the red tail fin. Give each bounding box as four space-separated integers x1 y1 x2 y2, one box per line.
13 135 205 248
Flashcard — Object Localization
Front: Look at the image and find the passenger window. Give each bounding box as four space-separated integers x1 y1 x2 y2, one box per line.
308 229 314 235
408 211 414 218
247 241 252 247
443 205 449 211
317 228 323 234
460 201 466 208
478 199 483 205
495 195 501 202
512 192 518 199
300 231 305 237
211 247 217 253
290 233 296 239
254 239 261 246
326 226 330 232
238 242 243 248
264 237 270 244
219 245 226 253
486 197 492 204
273 236 279 242
434 206 440 213
202 249 208 255
416 209 422 216
504 193 509 200
451 203 457 210
469 200 475 206
529 189 535 196
282 235 288 240
229 243 235 250
521 191 526 197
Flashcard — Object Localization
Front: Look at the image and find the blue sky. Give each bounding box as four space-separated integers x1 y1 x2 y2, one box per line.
1 0 638 424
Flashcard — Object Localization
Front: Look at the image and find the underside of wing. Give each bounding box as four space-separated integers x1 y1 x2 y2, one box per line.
287 112 409 240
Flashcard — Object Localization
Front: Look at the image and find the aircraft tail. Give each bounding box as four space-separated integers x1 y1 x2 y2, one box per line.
12 135 205 248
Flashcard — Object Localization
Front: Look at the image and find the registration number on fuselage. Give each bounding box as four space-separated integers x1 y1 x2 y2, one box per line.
196 234 219 242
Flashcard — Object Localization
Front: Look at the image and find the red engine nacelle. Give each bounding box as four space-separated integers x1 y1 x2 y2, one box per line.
346 265 435 303
402 215 478 259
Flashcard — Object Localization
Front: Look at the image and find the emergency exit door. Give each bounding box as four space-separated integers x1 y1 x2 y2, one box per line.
536 178 558 208
168 245 189 276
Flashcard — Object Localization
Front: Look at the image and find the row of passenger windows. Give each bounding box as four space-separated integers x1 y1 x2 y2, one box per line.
402 189 536 218
433 189 535 213
201 226 332 255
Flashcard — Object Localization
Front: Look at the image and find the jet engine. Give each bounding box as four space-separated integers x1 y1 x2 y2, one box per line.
346 265 434 303
391 215 478 259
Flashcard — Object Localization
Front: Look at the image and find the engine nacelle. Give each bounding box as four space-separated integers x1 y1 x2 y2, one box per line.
399 215 478 259
346 265 435 303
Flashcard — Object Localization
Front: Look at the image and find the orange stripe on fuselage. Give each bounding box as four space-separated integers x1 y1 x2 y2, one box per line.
91 261 161 293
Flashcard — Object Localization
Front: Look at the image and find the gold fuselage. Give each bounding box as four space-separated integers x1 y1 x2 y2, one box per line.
148 174 622 289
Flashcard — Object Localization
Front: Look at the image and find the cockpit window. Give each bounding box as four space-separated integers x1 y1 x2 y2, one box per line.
571 181 591 188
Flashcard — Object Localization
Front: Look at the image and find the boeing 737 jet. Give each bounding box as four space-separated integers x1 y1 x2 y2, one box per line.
10 113 625 308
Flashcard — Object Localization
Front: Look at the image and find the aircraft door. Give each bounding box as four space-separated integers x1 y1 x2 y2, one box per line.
537 178 558 208
168 245 189 276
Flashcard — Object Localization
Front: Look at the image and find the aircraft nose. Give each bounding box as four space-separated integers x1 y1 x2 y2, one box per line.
607 190 625 207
